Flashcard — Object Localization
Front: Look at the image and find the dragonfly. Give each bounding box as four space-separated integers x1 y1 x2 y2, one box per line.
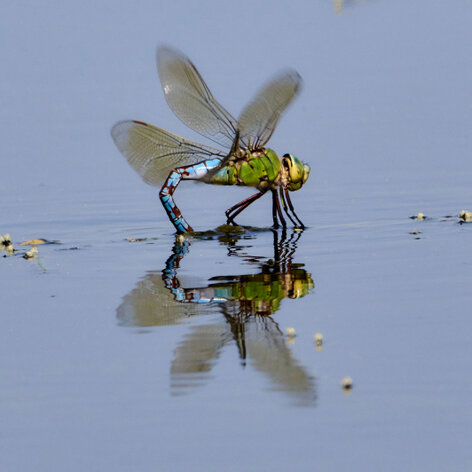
111 46 310 234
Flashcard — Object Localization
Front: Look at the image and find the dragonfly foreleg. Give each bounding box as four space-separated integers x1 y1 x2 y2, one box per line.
278 187 301 229
225 191 265 225
282 187 305 229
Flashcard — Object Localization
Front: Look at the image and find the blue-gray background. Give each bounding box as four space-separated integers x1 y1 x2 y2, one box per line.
1 1 471 471
2 0 470 201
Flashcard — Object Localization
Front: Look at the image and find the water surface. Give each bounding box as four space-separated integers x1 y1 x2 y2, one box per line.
1 1 471 471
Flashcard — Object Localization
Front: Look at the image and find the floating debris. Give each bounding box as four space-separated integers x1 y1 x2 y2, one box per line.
285 327 297 338
23 247 38 260
214 224 246 234
20 239 48 246
56 246 86 251
1 233 12 248
314 333 323 351
341 376 353 392
1 234 14 255
285 327 297 344
459 210 472 222
410 212 427 221
125 236 159 243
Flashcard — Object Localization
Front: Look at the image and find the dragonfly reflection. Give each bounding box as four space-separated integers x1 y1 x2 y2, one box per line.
117 229 315 405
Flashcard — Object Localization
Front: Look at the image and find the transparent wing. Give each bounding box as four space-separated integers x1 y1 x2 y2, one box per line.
157 46 238 150
111 120 226 186
238 69 302 149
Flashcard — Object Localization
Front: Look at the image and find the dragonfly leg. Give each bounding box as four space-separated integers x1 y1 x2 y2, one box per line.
278 187 301 228
160 168 195 234
225 191 265 225
273 189 287 228
271 190 279 228
283 187 305 229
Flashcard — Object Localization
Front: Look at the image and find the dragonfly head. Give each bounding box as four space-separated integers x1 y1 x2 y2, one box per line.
282 154 310 191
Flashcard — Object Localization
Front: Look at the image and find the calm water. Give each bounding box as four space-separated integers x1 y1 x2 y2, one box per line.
1 1 471 471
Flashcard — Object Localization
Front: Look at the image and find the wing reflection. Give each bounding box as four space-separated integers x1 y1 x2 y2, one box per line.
117 229 316 405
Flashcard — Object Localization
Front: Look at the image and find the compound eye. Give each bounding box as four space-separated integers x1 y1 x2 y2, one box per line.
282 155 291 170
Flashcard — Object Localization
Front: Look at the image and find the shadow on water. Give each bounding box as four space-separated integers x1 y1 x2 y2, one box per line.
117 228 316 406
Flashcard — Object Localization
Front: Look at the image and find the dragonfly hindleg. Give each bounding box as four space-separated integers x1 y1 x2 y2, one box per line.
225 191 265 225
271 190 280 228
272 189 287 228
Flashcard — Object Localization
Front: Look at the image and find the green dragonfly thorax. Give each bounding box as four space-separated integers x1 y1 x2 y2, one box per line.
281 154 310 191
206 148 281 190
206 149 310 192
